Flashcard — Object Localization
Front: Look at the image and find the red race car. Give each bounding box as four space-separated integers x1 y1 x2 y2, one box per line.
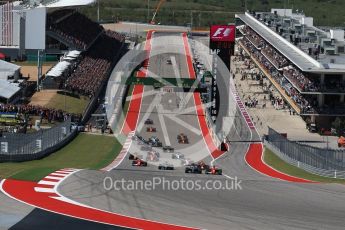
205 166 222 175
146 127 157 132
132 159 148 167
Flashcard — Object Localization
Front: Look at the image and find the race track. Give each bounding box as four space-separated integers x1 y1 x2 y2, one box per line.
57 32 345 230
2 32 345 230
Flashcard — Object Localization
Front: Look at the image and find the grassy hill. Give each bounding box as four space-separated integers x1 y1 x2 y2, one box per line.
81 0 345 27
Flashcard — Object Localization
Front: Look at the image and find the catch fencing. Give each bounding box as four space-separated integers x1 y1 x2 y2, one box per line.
266 127 345 179
0 119 77 162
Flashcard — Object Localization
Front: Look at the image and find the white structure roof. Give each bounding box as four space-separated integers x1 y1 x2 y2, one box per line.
237 13 322 72
0 60 20 80
0 79 20 99
43 0 96 8
66 50 81 58
46 61 70 77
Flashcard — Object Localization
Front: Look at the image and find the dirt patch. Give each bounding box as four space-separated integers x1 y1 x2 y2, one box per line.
21 65 54 81
30 90 58 107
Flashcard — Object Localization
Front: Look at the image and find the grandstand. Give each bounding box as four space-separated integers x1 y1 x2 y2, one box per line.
236 9 345 128
0 0 125 149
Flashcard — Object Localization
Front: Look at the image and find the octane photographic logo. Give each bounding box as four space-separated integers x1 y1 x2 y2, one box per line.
105 33 238 168
103 176 243 191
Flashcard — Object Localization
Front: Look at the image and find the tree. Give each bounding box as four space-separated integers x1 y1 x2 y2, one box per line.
332 117 344 135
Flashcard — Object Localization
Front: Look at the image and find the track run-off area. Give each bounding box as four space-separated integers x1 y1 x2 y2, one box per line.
1 31 345 230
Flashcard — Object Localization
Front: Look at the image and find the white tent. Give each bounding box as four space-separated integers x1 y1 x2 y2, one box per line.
0 79 20 100
66 50 81 58
46 61 71 77
0 60 20 81
44 0 96 8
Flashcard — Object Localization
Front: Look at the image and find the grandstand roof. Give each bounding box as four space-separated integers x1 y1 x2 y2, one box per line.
43 0 96 8
0 79 20 99
237 13 323 72
0 60 20 80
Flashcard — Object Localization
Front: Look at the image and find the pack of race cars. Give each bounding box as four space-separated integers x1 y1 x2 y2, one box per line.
129 118 222 175
129 150 221 175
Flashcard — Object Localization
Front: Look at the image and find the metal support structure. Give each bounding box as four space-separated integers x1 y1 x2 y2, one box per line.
97 0 100 22
147 0 150 21
37 50 43 91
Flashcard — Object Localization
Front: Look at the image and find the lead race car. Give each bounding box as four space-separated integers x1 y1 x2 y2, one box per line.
205 166 223 175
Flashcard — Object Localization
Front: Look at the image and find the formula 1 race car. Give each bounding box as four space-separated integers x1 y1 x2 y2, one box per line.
132 159 148 166
136 135 149 145
158 162 174 170
180 158 194 166
177 133 187 140
163 145 174 152
178 137 189 144
144 119 154 125
166 59 172 65
177 133 189 144
205 166 223 175
197 161 210 171
128 153 143 160
148 136 163 147
172 152 184 159
146 150 160 162
146 127 157 132
185 164 202 174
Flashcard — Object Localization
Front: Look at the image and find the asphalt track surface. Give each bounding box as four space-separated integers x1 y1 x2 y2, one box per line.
57 32 345 230
9 209 129 230
2 32 345 230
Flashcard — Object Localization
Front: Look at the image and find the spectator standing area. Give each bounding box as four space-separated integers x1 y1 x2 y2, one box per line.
232 49 340 149
236 11 345 131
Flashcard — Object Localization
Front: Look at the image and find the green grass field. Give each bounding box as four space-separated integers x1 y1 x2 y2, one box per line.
81 0 345 27
264 148 345 183
46 93 90 115
0 133 122 181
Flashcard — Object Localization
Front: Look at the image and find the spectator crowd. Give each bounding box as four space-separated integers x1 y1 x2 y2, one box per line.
0 103 79 123
239 37 315 113
242 26 320 93
47 10 104 50
65 31 125 97
283 67 320 92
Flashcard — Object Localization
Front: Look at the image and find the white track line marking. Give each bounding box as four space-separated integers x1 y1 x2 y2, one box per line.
157 105 171 146
44 176 65 180
38 180 59 186
34 187 55 193
50 173 70 177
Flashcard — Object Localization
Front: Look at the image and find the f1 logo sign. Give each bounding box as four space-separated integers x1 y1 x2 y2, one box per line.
210 25 235 42
213 28 231 37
